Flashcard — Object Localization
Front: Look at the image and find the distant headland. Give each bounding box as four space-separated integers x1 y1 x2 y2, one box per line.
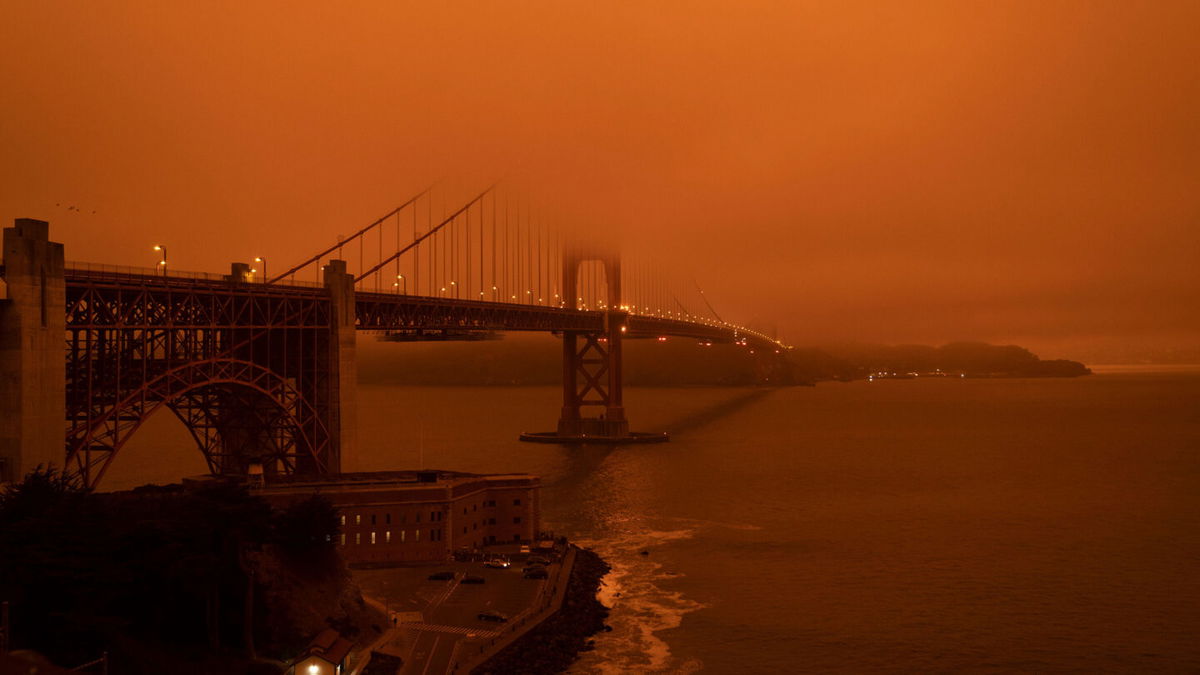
357 336 1090 387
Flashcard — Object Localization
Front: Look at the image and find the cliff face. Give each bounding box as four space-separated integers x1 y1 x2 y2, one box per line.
250 546 383 658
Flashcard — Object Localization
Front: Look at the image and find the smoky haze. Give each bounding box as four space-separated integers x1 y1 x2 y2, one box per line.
2 2 1197 362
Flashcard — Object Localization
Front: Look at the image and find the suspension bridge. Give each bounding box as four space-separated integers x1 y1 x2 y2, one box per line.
0 185 789 489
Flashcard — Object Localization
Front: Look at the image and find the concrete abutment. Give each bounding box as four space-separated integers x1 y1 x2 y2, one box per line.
0 219 66 482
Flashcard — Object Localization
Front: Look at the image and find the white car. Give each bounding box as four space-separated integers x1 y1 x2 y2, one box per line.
483 558 510 569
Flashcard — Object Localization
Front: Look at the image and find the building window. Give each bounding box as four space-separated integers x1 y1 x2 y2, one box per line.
415 529 421 542
462 526 467 534
340 515 346 526
416 513 421 523
513 517 522 524
355 533 361 545
355 514 361 525
386 531 391 543
371 514 377 525
462 508 467 515
401 530 406 542
472 522 477 531
370 531 377 545
386 513 391 525
340 533 346 546
513 533 521 542
472 504 477 512
488 518 496 525
513 499 521 506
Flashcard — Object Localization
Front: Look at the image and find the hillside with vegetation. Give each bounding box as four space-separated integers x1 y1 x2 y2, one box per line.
0 470 380 674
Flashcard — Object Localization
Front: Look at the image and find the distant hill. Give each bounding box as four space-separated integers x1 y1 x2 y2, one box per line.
816 341 1091 379
356 335 1089 386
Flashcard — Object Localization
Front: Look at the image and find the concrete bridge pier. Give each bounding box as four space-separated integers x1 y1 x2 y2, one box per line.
0 219 65 483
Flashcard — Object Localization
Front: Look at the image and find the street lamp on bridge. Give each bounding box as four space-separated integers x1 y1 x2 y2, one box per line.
152 245 167 276
254 257 266 282
393 274 406 294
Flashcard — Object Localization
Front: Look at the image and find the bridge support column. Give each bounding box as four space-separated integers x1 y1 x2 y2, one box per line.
521 245 666 444
555 319 630 438
322 260 357 473
0 219 65 483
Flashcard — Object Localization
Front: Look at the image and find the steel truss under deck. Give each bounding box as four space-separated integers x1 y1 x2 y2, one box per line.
61 270 769 488
64 271 335 488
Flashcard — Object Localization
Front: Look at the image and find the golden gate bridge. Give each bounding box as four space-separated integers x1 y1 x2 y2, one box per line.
0 184 789 489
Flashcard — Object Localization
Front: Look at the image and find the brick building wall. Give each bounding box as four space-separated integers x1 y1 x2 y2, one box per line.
253 471 540 564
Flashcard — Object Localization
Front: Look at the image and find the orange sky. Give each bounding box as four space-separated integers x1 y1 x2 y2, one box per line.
2 2 1197 361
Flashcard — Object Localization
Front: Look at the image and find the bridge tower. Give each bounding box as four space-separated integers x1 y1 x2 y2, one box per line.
0 219 66 483
321 259 357 473
522 244 667 444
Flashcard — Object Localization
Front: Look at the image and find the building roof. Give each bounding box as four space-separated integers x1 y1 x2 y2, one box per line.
301 628 354 666
248 469 539 498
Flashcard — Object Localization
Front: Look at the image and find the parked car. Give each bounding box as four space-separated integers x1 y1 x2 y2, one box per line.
478 609 508 622
483 558 511 569
461 575 486 584
523 568 549 579
527 555 551 565
521 563 545 573
427 571 455 581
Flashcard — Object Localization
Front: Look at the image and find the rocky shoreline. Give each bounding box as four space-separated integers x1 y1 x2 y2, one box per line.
472 546 612 675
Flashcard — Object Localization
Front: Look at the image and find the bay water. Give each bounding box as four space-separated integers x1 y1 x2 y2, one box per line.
109 368 1200 673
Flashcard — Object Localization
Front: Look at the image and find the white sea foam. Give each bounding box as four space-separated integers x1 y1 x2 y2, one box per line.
572 528 708 674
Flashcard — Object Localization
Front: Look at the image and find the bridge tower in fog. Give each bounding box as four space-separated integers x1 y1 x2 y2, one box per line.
521 242 666 443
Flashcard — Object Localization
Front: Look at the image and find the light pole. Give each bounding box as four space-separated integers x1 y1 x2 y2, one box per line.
153 245 167 276
254 257 266 282
450 280 458 299
393 274 406 294
491 285 498 301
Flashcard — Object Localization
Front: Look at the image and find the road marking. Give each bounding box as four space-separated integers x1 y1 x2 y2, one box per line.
427 573 463 611
419 634 442 675
406 622 501 638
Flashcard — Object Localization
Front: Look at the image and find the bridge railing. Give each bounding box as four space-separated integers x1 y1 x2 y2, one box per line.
61 262 786 347
64 261 326 288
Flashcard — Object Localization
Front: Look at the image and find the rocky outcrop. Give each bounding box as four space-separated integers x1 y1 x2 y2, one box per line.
473 547 611 675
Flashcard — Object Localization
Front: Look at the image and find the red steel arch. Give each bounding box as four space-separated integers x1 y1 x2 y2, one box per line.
66 358 329 489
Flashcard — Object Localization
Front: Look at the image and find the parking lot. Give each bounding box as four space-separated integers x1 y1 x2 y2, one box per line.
352 553 563 674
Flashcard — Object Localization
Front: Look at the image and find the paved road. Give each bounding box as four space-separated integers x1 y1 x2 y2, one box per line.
355 555 562 675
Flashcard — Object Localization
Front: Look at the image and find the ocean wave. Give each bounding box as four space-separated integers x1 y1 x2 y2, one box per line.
571 529 708 674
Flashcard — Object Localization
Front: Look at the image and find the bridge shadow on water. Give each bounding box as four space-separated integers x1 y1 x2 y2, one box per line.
660 387 779 438
543 387 778 488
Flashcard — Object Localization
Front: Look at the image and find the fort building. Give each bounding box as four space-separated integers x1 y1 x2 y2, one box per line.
249 470 540 565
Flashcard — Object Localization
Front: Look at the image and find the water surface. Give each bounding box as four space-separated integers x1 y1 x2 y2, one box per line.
111 371 1200 673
